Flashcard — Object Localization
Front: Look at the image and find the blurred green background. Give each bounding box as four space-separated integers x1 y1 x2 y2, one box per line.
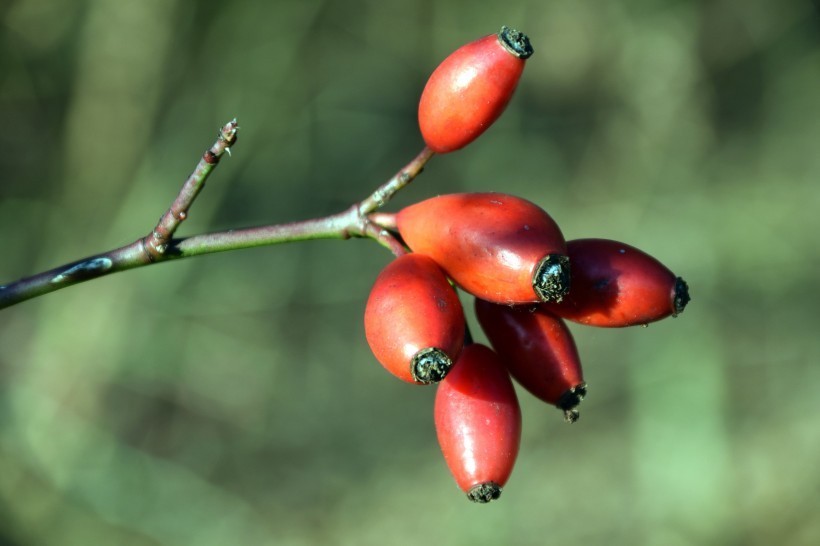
1 0 819 544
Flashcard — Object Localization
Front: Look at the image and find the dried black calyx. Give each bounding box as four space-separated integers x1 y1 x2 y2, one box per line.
411 347 454 384
532 254 571 303
467 482 502 503
498 26 534 59
557 382 587 424
672 277 690 317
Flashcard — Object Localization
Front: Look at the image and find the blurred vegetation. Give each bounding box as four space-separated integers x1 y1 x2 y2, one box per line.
1 0 819 544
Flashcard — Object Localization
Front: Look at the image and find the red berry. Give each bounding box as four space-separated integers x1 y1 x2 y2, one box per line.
397 192 570 304
475 299 586 423
365 253 465 384
435 344 521 503
544 238 690 327
418 26 533 153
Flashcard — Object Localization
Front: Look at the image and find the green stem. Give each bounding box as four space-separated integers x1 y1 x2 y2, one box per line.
358 146 434 215
0 209 355 309
168 207 361 258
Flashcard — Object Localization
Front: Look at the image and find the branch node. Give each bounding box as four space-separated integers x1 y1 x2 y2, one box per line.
141 237 159 263
203 150 220 164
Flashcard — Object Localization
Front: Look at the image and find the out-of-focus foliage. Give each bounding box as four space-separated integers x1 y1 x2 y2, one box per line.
1 0 819 544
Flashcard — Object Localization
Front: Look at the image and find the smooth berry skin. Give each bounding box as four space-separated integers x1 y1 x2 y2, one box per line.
365 253 465 384
544 238 691 327
435 344 521 503
397 192 570 304
419 27 532 153
475 299 586 423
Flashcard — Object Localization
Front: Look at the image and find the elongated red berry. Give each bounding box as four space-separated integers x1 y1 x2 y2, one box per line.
435 344 521 503
475 299 586 423
419 26 533 153
365 253 465 384
397 192 570 304
544 238 690 327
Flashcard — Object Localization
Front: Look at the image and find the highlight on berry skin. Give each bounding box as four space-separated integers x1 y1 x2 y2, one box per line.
364 253 465 384
418 26 534 153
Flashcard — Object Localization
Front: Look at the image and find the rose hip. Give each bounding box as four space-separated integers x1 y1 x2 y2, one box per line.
544 238 690 327
397 192 570 304
475 298 586 423
435 343 522 502
418 26 533 153
365 253 465 384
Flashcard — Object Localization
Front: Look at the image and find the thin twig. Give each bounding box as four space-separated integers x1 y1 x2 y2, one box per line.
363 223 407 257
143 119 238 260
166 206 363 258
358 146 434 215
0 128 431 310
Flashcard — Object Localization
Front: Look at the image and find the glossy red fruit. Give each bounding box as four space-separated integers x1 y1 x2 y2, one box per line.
365 253 465 384
418 26 533 153
544 238 690 327
397 192 570 304
435 343 521 503
475 299 586 423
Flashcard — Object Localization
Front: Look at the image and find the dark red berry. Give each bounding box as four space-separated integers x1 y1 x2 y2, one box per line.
418 26 533 153
365 253 465 384
434 344 521 503
397 192 570 304
544 238 690 327
475 299 586 423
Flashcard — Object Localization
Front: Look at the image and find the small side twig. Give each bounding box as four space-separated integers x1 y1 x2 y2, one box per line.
143 119 238 260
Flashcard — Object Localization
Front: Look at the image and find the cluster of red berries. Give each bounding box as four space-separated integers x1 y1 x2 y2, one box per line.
364 27 690 503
